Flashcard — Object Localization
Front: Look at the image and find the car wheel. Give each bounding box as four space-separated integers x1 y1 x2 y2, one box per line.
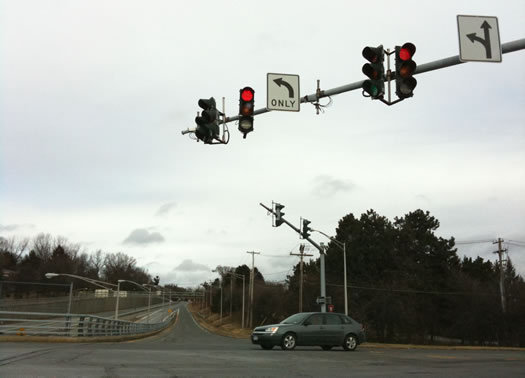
281 333 297 350
343 334 358 351
260 344 274 350
321 346 333 351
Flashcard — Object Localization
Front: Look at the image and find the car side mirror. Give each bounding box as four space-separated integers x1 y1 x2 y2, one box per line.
304 321 311 326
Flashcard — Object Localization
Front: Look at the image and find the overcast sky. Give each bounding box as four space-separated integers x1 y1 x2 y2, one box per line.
1 0 524 287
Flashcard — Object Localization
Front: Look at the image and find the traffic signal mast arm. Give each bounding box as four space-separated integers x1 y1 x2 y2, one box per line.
224 38 525 123
259 202 324 252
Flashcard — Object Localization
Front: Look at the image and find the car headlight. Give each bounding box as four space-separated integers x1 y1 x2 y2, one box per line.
264 326 279 334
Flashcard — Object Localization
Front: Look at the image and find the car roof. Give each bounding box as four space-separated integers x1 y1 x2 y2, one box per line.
295 312 347 316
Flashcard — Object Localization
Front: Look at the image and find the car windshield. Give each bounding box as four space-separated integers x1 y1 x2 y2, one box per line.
281 313 309 324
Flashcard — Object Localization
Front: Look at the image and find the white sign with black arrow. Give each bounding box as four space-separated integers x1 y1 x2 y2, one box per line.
267 73 300 112
457 15 502 63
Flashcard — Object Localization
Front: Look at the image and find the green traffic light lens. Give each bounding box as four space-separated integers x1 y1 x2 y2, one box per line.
363 80 380 97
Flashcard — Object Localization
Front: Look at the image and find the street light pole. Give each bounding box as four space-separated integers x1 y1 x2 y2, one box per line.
220 284 223 325
67 282 73 314
118 280 150 323
115 280 122 319
226 271 246 329
313 230 348 316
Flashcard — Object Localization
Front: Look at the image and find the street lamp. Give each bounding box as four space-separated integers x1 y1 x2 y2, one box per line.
45 273 117 314
115 279 150 323
224 271 246 329
211 270 223 325
312 230 349 316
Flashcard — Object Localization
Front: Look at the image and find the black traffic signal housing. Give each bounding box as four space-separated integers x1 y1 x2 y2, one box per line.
238 87 255 139
274 203 285 227
362 45 385 99
301 218 311 239
195 97 220 144
395 43 417 99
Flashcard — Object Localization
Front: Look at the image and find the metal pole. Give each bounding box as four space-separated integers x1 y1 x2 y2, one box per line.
221 39 525 124
230 273 233 318
320 248 326 313
299 254 303 312
242 275 245 329
115 281 121 319
148 288 151 324
67 282 73 314
343 242 348 316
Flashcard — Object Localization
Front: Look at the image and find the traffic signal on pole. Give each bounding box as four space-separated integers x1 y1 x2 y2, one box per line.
301 219 311 239
395 42 417 99
195 97 220 144
238 87 254 139
274 203 285 227
361 45 385 99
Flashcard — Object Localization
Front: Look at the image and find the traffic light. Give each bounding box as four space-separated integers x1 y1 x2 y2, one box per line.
274 203 285 227
238 87 254 139
361 45 385 99
301 219 311 239
195 97 220 144
395 43 417 99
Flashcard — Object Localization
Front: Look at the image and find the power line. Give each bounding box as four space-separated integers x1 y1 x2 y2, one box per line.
455 239 494 245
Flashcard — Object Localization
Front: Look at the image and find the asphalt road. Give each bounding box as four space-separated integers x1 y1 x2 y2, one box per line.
1 303 524 377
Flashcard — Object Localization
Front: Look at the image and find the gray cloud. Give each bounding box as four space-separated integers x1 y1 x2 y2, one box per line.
174 259 209 272
0 224 35 232
312 175 354 199
123 228 165 245
156 202 177 216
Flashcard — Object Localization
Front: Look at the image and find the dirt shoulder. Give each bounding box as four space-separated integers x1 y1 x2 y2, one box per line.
188 304 251 339
187 305 524 351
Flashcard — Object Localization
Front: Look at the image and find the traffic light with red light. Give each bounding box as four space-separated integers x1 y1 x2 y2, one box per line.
361 45 385 99
395 43 417 99
238 87 255 138
195 97 220 144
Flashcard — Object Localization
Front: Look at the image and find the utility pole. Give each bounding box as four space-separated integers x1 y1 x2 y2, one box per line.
493 238 508 314
290 244 313 312
247 251 260 328
230 272 233 318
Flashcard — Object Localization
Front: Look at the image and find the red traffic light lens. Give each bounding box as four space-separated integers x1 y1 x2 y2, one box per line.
241 88 254 102
399 43 416 61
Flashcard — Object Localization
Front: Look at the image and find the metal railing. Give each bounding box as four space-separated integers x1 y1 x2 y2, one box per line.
0 307 177 338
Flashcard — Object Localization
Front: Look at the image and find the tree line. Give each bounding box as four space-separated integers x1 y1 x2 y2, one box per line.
0 233 154 295
207 209 525 347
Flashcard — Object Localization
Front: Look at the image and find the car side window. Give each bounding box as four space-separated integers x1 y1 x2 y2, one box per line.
340 315 352 324
324 314 342 325
306 314 323 325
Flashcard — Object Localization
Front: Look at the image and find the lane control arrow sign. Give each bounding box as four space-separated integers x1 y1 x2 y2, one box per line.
273 77 295 98
267 73 300 112
457 15 501 62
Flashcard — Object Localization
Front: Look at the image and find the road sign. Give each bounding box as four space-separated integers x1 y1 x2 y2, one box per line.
267 73 300 112
316 296 325 305
457 15 501 63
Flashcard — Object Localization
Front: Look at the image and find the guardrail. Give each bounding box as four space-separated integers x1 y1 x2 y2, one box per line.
0 308 177 338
